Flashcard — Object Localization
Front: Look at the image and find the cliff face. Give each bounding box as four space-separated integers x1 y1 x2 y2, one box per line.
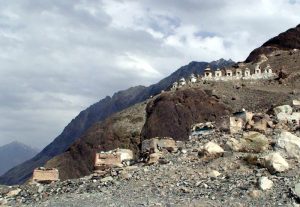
246 24 300 62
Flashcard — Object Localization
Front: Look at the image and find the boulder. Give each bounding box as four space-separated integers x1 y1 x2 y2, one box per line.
229 117 243 134
202 142 224 157
116 149 134 162
261 152 289 173
208 170 221 178
226 131 268 153
276 131 300 159
274 105 293 115
226 138 242 151
142 137 177 154
252 118 268 132
147 152 162 164
277 112 300 123
258 177 273 190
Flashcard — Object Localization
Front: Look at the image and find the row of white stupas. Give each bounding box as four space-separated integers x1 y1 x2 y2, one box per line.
172 64 277 89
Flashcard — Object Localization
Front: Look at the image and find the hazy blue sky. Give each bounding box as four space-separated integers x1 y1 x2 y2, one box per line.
0 0 299 148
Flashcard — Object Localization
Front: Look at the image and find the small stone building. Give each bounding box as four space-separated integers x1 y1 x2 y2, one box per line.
178 78 186 86
204 67 213 78
215 69 222 77
190 74 197 83
32 167 59 183
255 65 261 74
244 68 251 77
226 69 233 77
236 68 242 77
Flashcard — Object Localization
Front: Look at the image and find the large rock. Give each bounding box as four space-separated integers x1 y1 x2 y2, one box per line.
226 131 269 153
251 118 268 132
141 88 230 141
277 112 300 123
202 142 224 157
261 152 289 173
147 152 162 164
276 131 300 159
226 138 242 152
229 117 243 134
258 177 273 191
141 137 177 154
274 105 293 115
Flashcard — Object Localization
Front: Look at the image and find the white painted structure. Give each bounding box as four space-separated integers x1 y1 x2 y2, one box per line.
178 78 186 86
190 74 197 83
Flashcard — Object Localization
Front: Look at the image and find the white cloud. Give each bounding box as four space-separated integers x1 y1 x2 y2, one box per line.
0 0 299 148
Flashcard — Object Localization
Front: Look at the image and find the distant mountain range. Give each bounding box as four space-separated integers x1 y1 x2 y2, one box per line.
0 59 234 185
0 141 38 176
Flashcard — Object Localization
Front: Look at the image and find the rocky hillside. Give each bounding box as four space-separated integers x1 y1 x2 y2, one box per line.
1 102 300 206
44 88 230 180
0 59 234 185
44 76 299 182
246 24 300 62
0 142 38 176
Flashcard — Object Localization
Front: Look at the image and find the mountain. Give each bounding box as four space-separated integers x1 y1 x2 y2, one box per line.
0 141 38 176
45 88 231 180
0 59 234 185
41 24 300 181
246 24 300 62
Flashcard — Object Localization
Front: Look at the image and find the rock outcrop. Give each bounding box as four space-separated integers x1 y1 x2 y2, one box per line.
141 88 231 141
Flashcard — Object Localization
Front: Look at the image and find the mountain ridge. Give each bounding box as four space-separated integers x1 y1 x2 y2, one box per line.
0 141 38 176
246 24 300 62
